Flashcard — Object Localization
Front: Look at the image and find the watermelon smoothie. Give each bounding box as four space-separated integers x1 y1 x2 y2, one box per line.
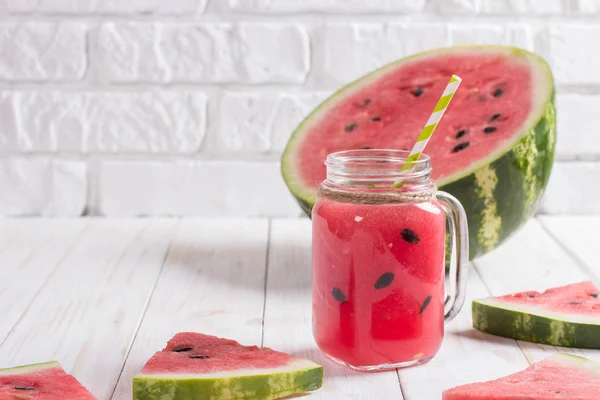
311 150 469 370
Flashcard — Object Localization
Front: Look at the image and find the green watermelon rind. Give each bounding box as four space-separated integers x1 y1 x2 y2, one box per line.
442 92 555 258
280 45 556 259
472 298 600 349
133 359 323 400
0 361 60 375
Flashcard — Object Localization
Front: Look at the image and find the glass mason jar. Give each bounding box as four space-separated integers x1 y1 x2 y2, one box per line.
311 149 469 371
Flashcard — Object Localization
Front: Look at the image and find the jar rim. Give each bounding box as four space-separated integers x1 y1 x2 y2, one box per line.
325 149 431 167
324 149 432 182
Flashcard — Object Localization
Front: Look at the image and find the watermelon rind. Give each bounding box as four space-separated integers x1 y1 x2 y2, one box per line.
133 359 323 400
551 352 600 374
0 361 60 375
0 361 97 399
472 297 600 349
281 45 555 259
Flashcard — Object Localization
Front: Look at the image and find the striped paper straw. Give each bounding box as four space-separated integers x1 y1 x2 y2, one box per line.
392 74 462 188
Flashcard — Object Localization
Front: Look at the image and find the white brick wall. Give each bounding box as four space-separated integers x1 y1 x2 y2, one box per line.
0 22 87 81
0 158 86 216
98 160 300 217
94 23 310 84
321 24 449 87
5 0 206 14
216 92 328 153
0 91 207 152
0 0 597 217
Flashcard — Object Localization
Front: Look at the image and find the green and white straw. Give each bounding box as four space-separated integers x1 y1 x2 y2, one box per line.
392 74 462 188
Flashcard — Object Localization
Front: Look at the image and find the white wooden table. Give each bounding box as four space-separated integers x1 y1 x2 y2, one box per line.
1 216 599 399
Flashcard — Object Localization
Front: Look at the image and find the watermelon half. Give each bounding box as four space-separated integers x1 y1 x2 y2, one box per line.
0 361 96 399
281 45 556 259
133 332 323 400
443 353 600 399
473 281 600 349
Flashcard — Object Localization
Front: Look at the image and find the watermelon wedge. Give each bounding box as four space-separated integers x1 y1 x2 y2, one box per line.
281 45 555 259
443 353 600 400
473 281 600 348
133 332 323 400
0 361 96 399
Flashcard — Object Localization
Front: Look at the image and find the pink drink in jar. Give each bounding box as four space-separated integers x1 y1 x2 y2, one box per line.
312 150 469 371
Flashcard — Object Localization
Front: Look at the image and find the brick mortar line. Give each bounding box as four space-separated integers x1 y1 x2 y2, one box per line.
1 153 600 163
0 84 319 91
1 84 600 93
0 153 286 161
0 14 599 23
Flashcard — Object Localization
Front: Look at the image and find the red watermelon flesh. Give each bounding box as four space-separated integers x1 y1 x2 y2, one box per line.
281 46 556 260
295 52 533 188
491 281 600 318
443 353 600 400
0 361 96 400
134 332 323 400
141 332 297 374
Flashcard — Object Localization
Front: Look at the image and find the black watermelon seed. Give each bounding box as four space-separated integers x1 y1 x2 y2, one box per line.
371 117 381 122
401 228 420 244
527 294 536 298
172 346 193 353
567 302 582 305
590 293 599 298
189 355 209 359
455 129 467 139
483 126 497 134
361 98 372 106
493 88 503 97
374 272 395 290
14 387 36 391
419 295 432 314
489 113 502 122
412 87 423 97
345 123 357 132
452 142 470 153
331 287 347 302
361 147 372 150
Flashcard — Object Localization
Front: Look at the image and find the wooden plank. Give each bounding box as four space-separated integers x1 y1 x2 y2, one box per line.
474 218 600 365
0 219 178 400
111 219 269 400
263 219 405 400
0 219 89 345
538 215 600 283
398 267 529 399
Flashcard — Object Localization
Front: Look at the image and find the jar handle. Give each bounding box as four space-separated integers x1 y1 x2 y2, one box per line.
436 190 469 322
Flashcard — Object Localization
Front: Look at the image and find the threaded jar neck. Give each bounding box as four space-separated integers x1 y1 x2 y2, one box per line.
323 149 435 197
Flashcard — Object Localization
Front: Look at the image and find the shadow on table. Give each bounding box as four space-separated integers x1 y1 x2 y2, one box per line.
448 328 486 341
288 346 409 379
448 328 531 352
164 240 312 292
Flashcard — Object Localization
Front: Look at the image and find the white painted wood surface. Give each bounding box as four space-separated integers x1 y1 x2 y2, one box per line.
0 216 598 400
111 219 269 400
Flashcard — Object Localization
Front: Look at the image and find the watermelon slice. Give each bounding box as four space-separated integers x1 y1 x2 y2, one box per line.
0 361 96 399
133 332 323 400
443 353 600 400
281 45 555 259
473 281 600 349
